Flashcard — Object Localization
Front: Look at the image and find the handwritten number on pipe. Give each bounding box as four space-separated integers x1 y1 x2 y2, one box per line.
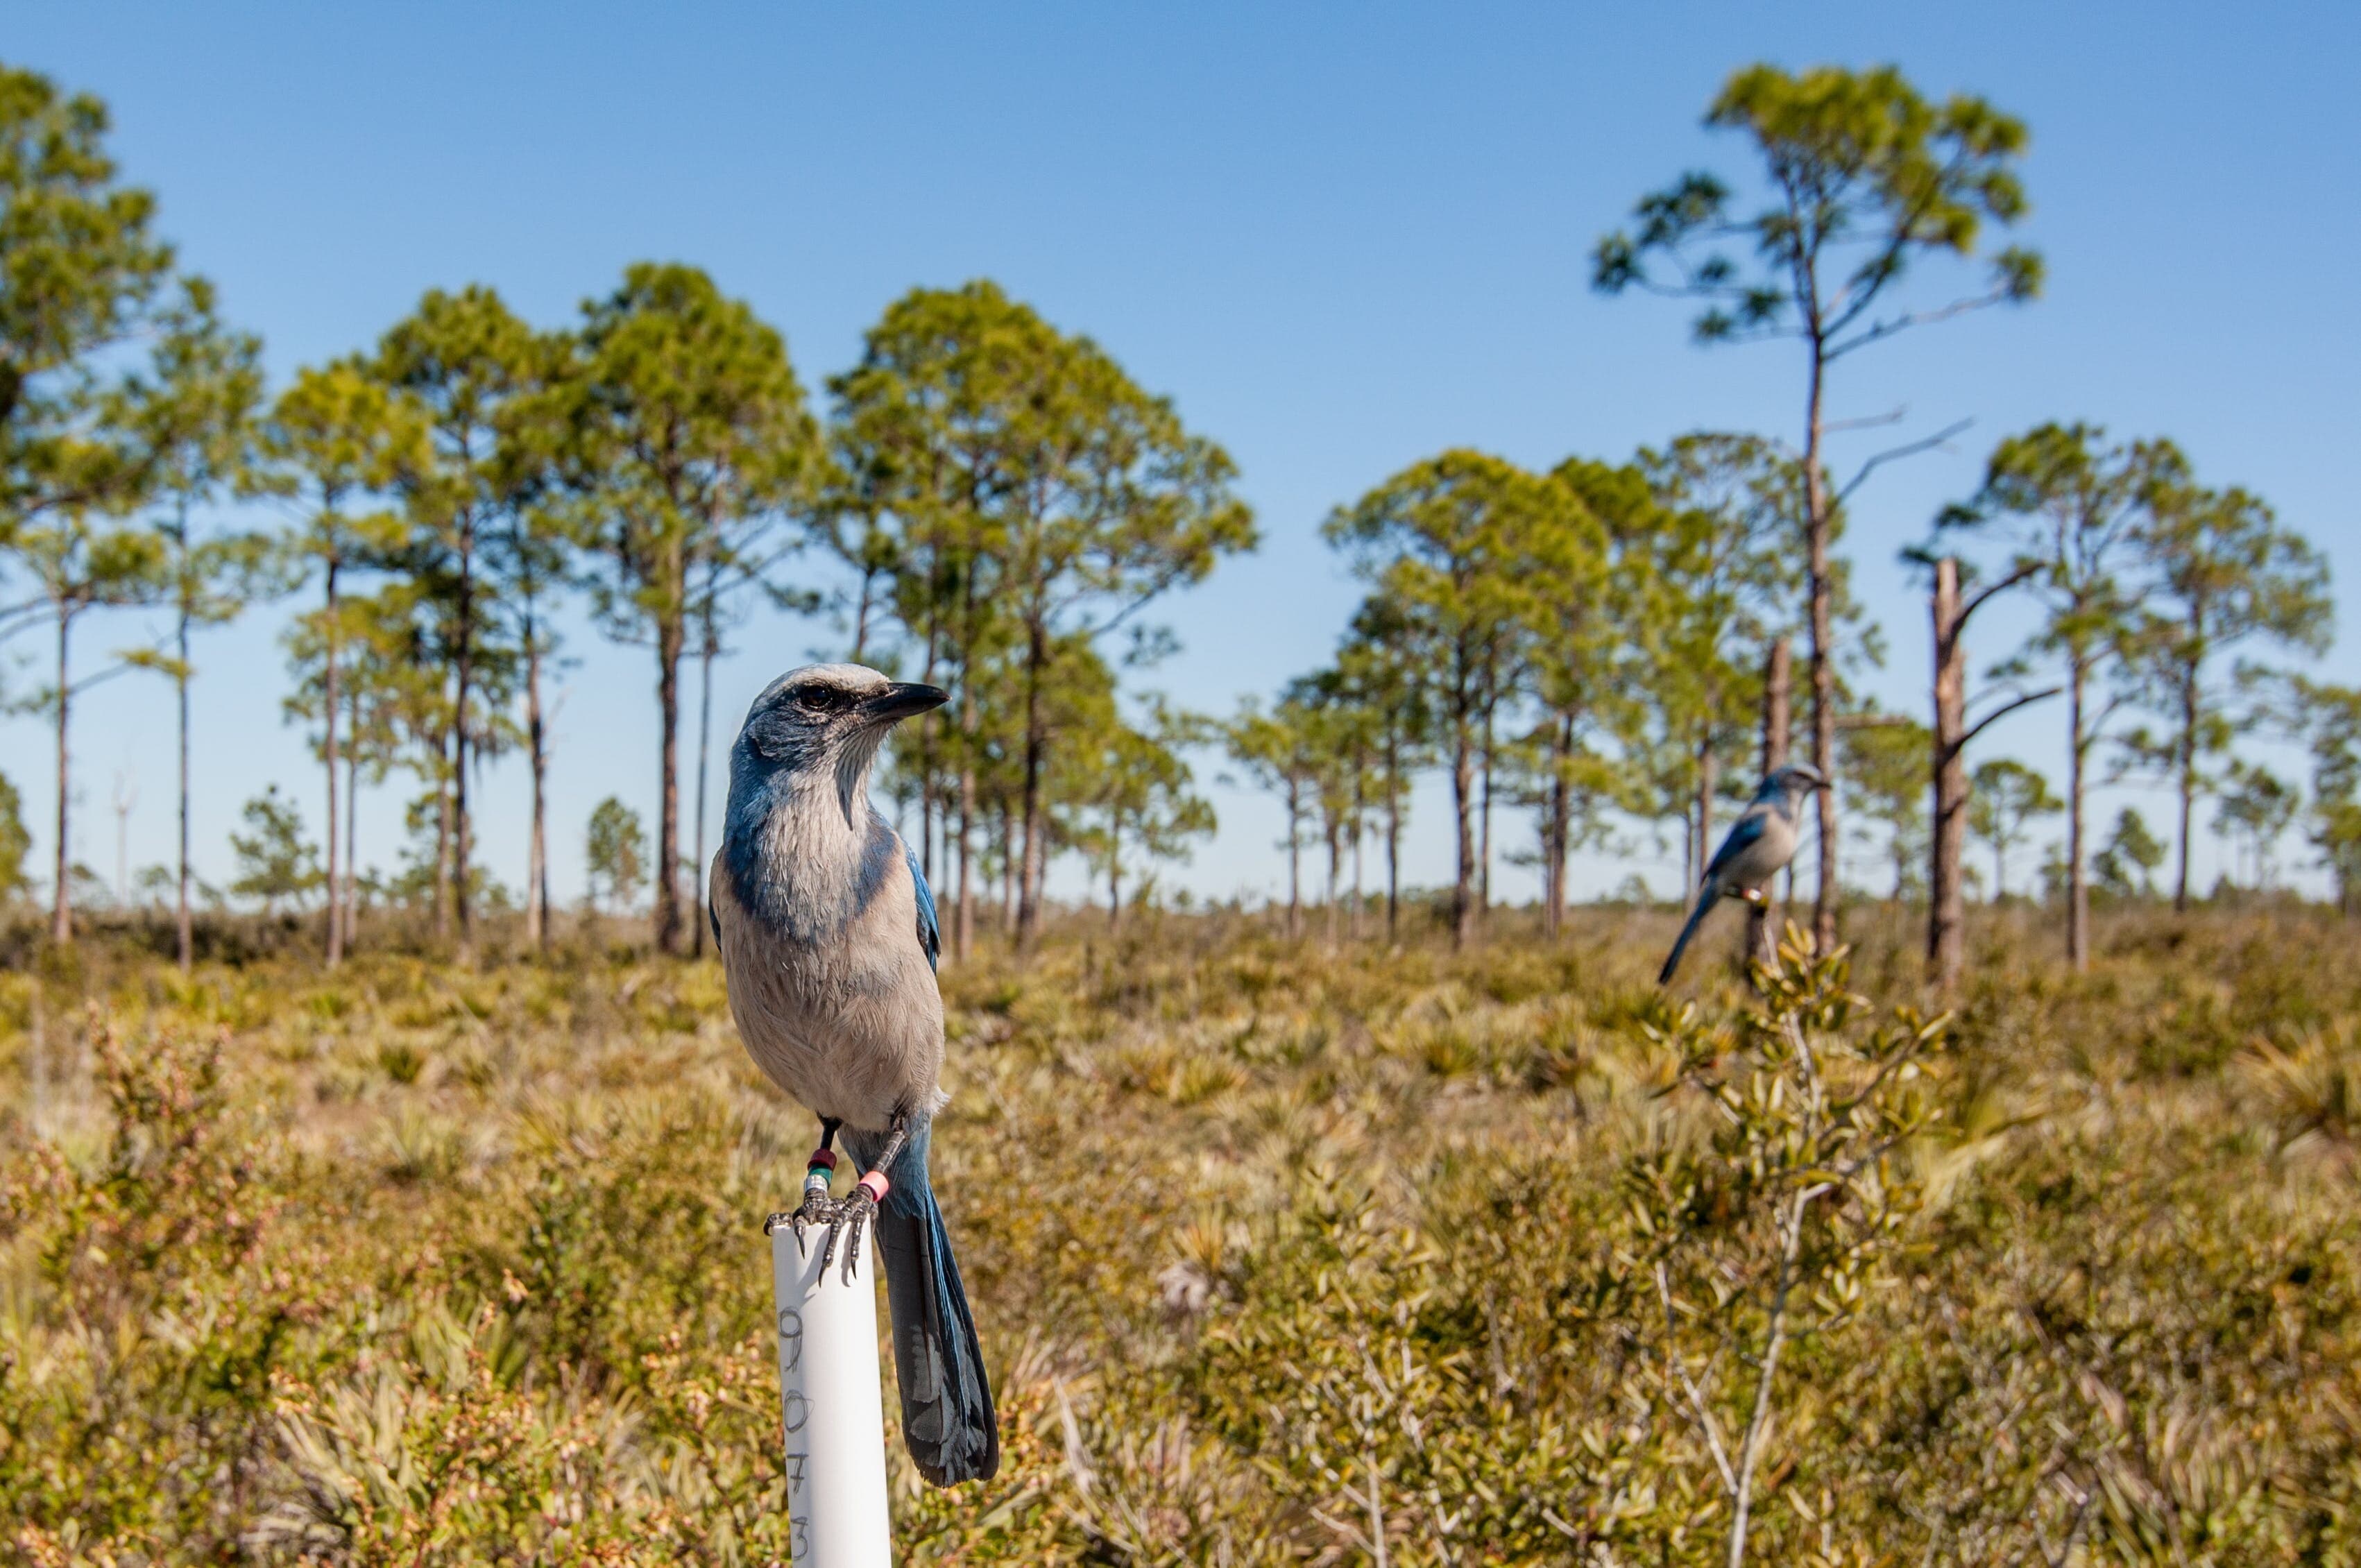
776 1306 803 1372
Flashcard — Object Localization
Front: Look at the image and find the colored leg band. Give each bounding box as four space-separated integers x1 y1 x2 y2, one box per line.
806 1148 838 1172
856 1171 890 1204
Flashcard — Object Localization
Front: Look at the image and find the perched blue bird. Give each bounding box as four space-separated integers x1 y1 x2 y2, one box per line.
1657 762 1829 986
708 663 998 1488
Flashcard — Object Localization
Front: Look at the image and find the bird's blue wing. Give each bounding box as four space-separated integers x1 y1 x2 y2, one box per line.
907 843 941 973
1703 812 1768 882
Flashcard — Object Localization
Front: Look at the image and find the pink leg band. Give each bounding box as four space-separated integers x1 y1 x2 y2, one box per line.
856 1171 890 1204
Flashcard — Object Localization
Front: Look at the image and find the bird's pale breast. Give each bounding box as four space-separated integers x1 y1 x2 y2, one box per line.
710 850 946 1130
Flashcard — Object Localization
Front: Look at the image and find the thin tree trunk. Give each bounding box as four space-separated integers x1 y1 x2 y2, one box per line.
345 745 361 951
1324 817 1342 944
1451 692 1476 949
920 629 939 883
434 761 454 937
452 527 475 950
1107 821 1122 933
955 769 973 961
1749 640 1791 964
1350 771 1365 941
1803 346 1839 949
1546 713 1571 937
1478 710 1493 921
2174 668 2197 912
2066 659 2088 967
655 608 685 954
1385 751 1401 941
1696 731 1718 899
1928 560 1968 988
527 631 549 951
1016 619 1049 948
690 621 715 958
1000 803 1016 931
1286 778 1302 940
176 604 194 972
52 605 72 946
324 560 344 966
850 552 877 664
955 670 977 962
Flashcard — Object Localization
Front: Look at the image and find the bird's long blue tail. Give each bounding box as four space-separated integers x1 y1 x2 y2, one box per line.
1658 891 1716 985
852 1121 999 1486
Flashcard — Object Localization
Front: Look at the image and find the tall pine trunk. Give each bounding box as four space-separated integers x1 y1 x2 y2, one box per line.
344 744 361 952
1000 804 1016 932
2174 665 2198 912
1803 344 1839 949
434 760 454 937
1546 712 1572 936
1477 708 1493 923
690 621 714 958
1286 778 1303 940
655 608 685 954
1385 743 1401 941
1927 560 1969 988
526 608 550 952
955 674 977 962
1107 819 1122 933
1324 816 1342 944
1016 618 1049 949
176 605 194 972
1748 640 1791 964
1350 771 1365 941
1450 697 1475 949
1695 732 1718 896
452 525 475 951
323 561 344 966
52 606 73 946
2066 658 2089 967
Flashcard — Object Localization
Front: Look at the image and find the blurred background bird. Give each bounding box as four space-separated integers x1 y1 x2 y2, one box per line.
1657 762 1829 985
708 662 998 1488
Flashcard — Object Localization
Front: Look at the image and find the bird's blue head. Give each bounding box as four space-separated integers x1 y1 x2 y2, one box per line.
1759 762 1830 812
722 664 946 941
727 663 948 834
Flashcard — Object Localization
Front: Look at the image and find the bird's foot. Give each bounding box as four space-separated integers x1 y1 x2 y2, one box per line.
762 1115 902 1283
787 1173 887 1283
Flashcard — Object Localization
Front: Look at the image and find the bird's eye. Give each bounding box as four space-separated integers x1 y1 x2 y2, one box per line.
796 686 851 715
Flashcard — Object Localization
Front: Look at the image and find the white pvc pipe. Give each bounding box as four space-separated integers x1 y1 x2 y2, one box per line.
771 1220 894 1567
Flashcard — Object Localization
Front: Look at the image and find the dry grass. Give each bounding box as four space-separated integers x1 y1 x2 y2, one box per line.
1 898 2357 1564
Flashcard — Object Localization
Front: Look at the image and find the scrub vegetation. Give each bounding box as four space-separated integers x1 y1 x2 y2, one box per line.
3 901 2356 1565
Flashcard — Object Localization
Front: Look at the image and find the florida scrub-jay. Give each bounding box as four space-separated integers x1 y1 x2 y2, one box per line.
709 662 998 1487
1657 762 1829 985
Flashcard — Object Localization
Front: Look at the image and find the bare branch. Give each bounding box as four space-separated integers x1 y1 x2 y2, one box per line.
1961 686 2062 749
1961 560 2045 624
1655 1261 1738 1494
1823 407 1909 435
1827 280 2018 361
1836 419 1974 507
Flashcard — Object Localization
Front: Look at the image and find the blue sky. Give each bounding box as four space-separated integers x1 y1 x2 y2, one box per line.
5 3 2355 911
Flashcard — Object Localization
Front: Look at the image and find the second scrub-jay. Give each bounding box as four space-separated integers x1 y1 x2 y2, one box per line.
709 662 998 1487
1657 762 1829 985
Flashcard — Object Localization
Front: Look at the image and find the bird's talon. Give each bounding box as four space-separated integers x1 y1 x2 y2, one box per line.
836 1191 878 1284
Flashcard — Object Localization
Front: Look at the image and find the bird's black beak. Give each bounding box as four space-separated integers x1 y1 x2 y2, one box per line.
862 682 948 725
